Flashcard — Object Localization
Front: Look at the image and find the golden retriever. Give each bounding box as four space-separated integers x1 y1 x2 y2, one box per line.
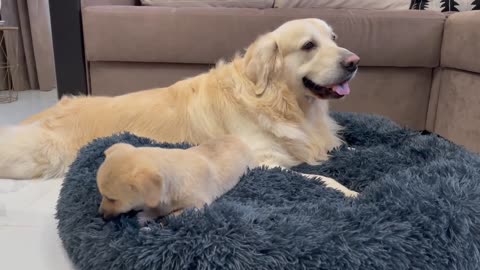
97 136 254 221
0 19 359 196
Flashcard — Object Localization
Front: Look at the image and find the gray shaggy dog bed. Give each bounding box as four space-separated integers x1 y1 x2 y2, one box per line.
56 113 480 270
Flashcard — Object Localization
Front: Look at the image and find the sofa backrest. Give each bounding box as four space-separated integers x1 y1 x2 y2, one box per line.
82 0 138 7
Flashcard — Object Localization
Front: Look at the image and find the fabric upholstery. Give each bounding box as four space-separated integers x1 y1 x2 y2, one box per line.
89 61 212 96
82 7 445 67
426 68 442 131
140 0 274 8
442 11 480 73
434 69 480 152
275 0 410 10
81 0 137 7
331 67 432 130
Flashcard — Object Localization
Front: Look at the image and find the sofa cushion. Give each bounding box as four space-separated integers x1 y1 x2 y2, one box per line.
89 61 212 96
441 11 480 73
277 0 480 12
434 69 480 152
82 7 445 67
141 0 274 8
331 67 432 130
82 0 136 7
274 0 410 10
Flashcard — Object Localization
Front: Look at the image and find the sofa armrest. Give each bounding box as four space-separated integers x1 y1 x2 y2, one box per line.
81 0 138 7
442 11 480 73
434 11 480 152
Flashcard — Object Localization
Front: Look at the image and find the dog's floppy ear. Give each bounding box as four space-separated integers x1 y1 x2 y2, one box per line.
244 33 283 96
104 143 134 156
134 169 164 208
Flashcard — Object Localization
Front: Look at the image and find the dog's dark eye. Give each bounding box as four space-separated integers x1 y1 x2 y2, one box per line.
332 34 337 41
301 41 316 51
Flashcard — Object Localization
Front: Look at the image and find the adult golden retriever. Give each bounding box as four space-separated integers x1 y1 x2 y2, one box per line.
0 19 359 196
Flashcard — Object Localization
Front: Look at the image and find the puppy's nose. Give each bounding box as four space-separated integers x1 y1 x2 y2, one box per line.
103 213 114 221
98 207 113 220
342 54 360 73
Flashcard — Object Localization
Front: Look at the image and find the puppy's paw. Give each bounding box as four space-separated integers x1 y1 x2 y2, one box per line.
169 209 184 217
137 212 154 226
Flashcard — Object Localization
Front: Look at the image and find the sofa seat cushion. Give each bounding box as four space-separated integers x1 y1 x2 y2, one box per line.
274 0 411 10
141 0 274 8
82 7 445 67
441 11 480 73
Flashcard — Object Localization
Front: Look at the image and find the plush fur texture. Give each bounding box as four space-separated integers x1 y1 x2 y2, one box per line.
57 113 480 270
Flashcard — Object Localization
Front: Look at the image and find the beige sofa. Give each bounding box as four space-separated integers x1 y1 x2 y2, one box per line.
80 0 480 152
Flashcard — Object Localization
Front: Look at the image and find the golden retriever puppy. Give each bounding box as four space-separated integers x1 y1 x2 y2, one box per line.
0 19 359 196
97 136 255 221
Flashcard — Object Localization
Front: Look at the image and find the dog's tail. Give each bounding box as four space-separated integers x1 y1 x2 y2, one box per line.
0 123 70 179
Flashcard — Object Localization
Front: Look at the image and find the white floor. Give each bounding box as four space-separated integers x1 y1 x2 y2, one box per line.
0 90 75 270
0 90 58 125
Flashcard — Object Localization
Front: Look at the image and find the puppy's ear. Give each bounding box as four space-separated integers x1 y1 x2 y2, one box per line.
244 33 283 96
135 169 163 208
104 143 134 156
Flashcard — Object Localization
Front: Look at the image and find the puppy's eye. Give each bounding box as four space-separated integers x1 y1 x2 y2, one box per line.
332 34 337 41
301 41 316 51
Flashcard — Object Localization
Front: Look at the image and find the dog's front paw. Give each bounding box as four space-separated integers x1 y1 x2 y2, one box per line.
300 173 360 198
345 190 359 198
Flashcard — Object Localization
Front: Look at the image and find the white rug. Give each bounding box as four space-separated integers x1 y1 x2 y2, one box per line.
0 178 74 270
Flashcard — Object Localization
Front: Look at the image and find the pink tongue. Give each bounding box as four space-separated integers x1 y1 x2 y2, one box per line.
332 82 350 95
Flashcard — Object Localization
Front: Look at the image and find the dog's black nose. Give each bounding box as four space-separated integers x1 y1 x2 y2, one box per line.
342 54 360 73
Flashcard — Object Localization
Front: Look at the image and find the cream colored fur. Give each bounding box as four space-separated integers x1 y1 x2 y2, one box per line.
0 19 358 197
97 136 254 221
